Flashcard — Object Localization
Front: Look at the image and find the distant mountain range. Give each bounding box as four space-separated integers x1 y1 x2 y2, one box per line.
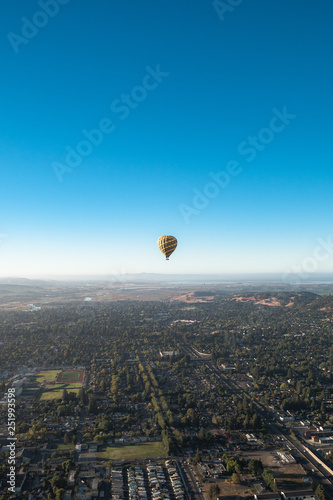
1 273 333 285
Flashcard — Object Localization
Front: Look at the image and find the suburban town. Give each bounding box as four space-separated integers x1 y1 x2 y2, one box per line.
0 282 333 500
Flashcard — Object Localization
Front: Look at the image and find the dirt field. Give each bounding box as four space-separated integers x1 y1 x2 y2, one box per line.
202 450 309 499
240 450 308 490
203 480 253 498
232 296 282 307
171 292 215 303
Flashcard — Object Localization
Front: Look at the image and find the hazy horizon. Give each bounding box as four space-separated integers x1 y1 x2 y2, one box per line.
2 272 333 284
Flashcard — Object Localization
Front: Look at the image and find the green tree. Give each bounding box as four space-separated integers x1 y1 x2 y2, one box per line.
55 489 65 500
50 473 66 493
194 447 201 464
62 388 69 403
98 418 112 432
315 484 327 500
62 459 74 474
231 472 241 484
78 387 86 404
208 484 220 500
88 395 98 414
262 468 275 491
248 459 263 476
199 427 205 441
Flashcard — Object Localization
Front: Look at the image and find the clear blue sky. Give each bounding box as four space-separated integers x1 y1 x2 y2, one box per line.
1 0 333 277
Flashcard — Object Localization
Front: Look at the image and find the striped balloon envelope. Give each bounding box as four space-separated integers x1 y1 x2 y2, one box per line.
157 235 177 260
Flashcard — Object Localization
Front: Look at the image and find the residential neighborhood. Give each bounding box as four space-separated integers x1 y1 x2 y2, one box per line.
0 286 333 499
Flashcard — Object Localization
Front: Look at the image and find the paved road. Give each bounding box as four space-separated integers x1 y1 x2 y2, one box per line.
178 460 204 500
173 333 333 497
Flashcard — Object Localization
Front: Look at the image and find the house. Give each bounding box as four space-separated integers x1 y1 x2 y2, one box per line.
76 443 88 451
217 495 248 500
16 448 35 464
255 493 281 500
277 452 296 464
280 490 317 500
318 436 332 444
89 443 99 453
67 469 76 487
277 412 294 423
160 350 179 358
15 472 27 493
311 435 319 443
246 433 258 443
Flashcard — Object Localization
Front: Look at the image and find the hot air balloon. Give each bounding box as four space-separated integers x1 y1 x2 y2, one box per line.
157 235 177 260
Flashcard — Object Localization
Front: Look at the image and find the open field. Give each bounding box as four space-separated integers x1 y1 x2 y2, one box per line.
58 444 75 450
97 441 166 460
232 295 283 307
49 444 75 450
171 292 215 303
34 369 84 400
1 279 333 310
57 370 84 383
240 450 308 491
35 370 61 383
40 383 82 400
202 480 253 499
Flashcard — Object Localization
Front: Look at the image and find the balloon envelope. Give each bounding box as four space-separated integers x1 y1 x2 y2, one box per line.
157 235 177 260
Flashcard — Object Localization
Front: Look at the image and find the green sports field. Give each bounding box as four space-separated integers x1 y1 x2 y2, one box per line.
35 370 61 383
35 370 84 400
40 383 82 400
57 370 83 382
97 441 166 460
